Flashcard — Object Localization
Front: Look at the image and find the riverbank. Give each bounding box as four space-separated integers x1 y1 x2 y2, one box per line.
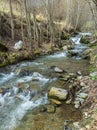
0 11 74 68
72 34 97 130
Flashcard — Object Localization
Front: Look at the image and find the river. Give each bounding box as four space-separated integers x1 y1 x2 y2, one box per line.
0 33 91 130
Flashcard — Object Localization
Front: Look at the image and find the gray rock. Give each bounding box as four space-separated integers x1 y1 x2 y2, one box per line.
78 93 88 99
77 71 82 75
77 76 82 82
74 100 80 108
63 45 68 50
54 67 64 73
75 97 85 104
80 82 86 87
14 40 24 50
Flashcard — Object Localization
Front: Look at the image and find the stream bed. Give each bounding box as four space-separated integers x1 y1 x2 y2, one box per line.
0 33 91 130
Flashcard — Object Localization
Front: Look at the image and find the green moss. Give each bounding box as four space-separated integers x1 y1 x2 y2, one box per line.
94 108 97 114
0 60 9 67
34 49 41 55
89 65 96 72
80 36 90 44
91 75 97 80
9 53 18 63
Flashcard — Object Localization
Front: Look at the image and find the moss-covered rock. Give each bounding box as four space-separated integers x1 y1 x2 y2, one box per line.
80 36 90 44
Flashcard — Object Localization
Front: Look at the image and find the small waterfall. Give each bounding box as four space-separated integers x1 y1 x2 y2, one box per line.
69 32 91 59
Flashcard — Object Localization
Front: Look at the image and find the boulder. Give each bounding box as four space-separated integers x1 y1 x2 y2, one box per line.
14 40 24 50
49 87 68 100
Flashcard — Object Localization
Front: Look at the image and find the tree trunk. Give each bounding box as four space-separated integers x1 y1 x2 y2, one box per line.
24 0 32 51
86 0 97 29
9 0 14 40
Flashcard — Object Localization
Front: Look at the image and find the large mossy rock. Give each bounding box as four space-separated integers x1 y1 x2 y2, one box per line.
0 42 8 52
49 87 68 100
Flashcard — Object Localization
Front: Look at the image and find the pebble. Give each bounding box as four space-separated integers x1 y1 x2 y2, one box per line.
46 105 56 113
78 93 88 99
54 67 64 73
50 98 62 105
66 99 72 104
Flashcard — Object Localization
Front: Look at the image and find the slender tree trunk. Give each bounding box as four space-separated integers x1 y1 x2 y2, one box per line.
24 0 32 51
9 0 14 40
32 8 39 48
47 0 55 48
74 0 80 30
20 3 25 45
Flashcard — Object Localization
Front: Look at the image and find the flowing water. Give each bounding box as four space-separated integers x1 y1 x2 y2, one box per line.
0 33 91 130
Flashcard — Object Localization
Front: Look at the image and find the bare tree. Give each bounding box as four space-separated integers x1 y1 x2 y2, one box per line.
24 0 32 51
86 0 97 30
9 0 15 40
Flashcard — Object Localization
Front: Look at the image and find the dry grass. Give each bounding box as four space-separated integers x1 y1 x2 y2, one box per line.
0 0 20 16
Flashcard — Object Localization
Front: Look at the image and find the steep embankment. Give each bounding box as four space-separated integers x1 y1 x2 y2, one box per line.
0 12 74 67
